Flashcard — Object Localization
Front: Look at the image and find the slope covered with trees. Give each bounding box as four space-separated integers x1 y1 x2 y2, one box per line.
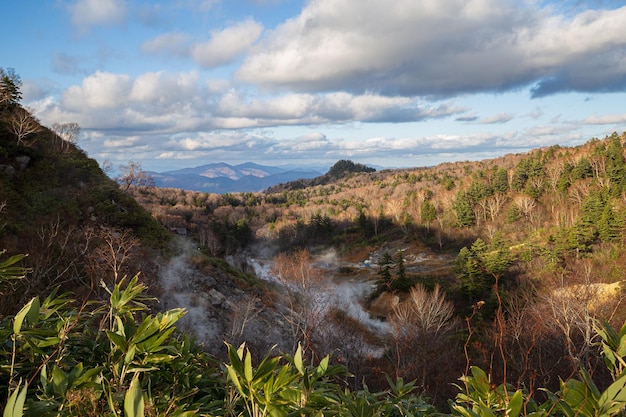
130 131 626 404
3 67 626 415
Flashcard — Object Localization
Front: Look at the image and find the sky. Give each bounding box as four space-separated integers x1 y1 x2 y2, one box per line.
2 0 626 172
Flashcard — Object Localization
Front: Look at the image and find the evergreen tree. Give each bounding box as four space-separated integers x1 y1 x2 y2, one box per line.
377 251 394 291
454 191 475 227
605 133 626 195
493 167 509 193
421 199 436 230
0 67 22 109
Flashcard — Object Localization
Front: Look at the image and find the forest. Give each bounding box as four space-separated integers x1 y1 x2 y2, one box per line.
2 67 626 416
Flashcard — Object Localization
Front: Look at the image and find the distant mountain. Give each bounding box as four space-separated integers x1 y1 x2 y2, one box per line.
148 162 325 193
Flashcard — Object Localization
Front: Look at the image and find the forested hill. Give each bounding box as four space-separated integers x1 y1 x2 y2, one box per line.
123 130 626 410
0 86 170 313
5 67 626 415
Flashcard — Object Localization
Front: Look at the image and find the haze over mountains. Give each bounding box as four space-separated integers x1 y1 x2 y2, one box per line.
148 162 325 193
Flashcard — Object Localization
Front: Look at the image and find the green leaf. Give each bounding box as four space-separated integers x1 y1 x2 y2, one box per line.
13 297 40 334
451 403 480 417
254 355 280 383
106 330 127 350
294 343 304 374
74 366 104 386
125 343 137 364
598 373 626 415
226 364 244 394
315 355 329 378
469 366 491 395
3 380 27 417
227 343 244 374
124 374 145 417
508 390 523 417
52 365 69 396
244 348 253 383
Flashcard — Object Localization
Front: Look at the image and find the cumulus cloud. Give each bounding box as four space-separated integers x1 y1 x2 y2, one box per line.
236 0 626 97
68 0 127 31
141 32 191 58
63 72 132 110
215 90 462 125
191 19 263 68
36 70 210 134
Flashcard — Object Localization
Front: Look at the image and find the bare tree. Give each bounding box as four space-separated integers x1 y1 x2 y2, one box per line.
532 261 621 373
10 106 41 145
227 295 264 346
271 249 329 354
390 284 458 386
568 180 591 206
485 193 507 223
101 158 114 175
90 227 140 284
514 194 536 220
545 162 564 192
117 161 154 191
51 122 80 152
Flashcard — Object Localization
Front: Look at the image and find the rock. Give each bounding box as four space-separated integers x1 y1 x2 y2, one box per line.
14 156 30 170
0 164 16 178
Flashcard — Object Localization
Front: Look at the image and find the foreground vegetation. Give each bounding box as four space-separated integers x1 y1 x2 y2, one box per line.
2 265 626 416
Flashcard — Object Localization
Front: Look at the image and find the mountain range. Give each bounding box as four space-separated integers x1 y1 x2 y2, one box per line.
148 162 325 193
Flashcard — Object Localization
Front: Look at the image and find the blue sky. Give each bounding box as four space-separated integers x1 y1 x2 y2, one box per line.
2 0 626 172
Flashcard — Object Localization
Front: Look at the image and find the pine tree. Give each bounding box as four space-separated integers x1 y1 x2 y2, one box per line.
377 251 394 291
454 191 475 227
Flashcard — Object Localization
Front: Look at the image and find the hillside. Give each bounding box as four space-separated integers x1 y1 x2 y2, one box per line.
0 119 169 307
3 70 626 414
129 131 626 401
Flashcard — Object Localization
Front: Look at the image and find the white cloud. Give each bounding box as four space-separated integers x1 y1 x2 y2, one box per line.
215 90 461 125
68 0 127 31
141 32 190 58
191 19 264 68
476 113 515 124
236 0 626 97
583 113 626 124
62 72 132 110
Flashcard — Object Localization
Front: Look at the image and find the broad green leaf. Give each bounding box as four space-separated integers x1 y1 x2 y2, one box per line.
125 343 137 364
124 374 145 417
2 380 28 417
617 336 626 358
3 380 27 417
451 403 480 417
226 364 244 394
598 373 626 415
469 366 490 395
13 297 39 334
227 343 244 374
106 330 127 350
315 355 329 378
74 366 104 386
244 349 253 383
478 404 498 417
52 365 69 396
507 390 523 417
141 353 178 364
254 356 280 383
294 343 304 374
